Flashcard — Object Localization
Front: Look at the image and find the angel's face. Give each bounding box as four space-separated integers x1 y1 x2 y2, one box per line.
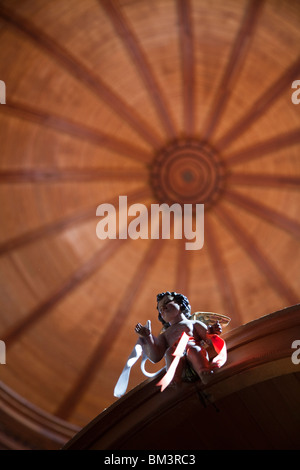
158 295 181 324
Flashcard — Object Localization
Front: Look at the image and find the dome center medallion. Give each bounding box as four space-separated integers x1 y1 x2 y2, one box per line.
150 139 224 208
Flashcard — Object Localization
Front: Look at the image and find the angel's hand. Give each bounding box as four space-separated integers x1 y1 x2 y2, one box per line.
208 321 222 335
135 322 151 337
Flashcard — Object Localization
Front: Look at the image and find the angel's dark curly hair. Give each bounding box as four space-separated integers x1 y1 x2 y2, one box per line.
156 291 191 328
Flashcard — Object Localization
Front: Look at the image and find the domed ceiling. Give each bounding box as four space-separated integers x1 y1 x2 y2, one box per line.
0 0 299 427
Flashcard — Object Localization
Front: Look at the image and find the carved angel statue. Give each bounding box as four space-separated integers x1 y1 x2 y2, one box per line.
114 291 230 397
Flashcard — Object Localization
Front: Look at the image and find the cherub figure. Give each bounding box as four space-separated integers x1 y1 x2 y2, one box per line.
135 292 226 390
114 291 227 397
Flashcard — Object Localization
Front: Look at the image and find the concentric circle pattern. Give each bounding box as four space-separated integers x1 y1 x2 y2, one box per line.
151 139 224 207
0 0 299 429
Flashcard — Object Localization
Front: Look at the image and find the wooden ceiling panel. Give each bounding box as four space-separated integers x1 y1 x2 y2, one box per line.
226 141 300 178
188 244 228 321
0 113 151 171
213 203 297 323
0 0 299 430
0 255 38 334
212 1 300 146
220 94 300 158
192 0 249 137
0 11 157 150
0 180 145 249
199 213 242 326
224 185 300 239
3 0 167 143
219 198 300 299
118 0 182 135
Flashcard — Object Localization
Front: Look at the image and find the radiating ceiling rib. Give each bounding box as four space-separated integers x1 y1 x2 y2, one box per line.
223 189 300 239
55 237 166 420
205 215 242 326
224 129 300 166
0 204 94 257
2 192 153 347
1 101 153 164
227 173 300 189
0 167 147 183
214 204 298 305
100 0 177 140
177 0 195 136
215 57 300 150
0 187 152 257
2 237 127 348
201 0 264 142
0 4 162 148
175 238 190 298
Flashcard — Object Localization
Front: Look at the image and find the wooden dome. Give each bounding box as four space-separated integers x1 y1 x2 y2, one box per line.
0 0 299 432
